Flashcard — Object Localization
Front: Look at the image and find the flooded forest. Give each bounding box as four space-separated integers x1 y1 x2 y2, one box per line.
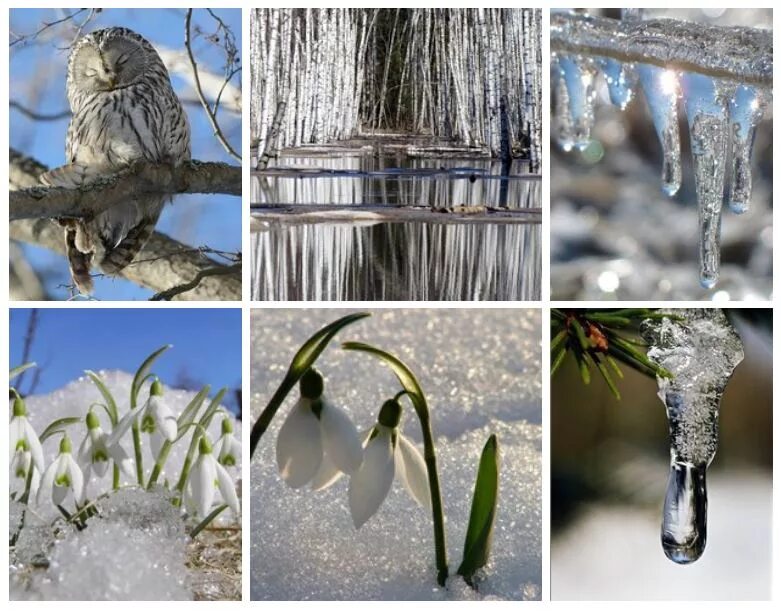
250 8 542 301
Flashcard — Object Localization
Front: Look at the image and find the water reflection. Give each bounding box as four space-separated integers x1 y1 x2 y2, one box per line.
252 221 540 301
252 158 540 208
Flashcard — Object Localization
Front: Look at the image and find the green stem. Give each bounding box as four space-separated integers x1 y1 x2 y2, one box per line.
132 420 144 485
112 463 120 491
147 440 174 489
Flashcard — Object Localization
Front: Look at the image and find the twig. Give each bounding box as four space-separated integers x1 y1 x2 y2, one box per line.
9 8 89 47
10 101 70 121
184 9 242 161
10 160 241 221
150 263 242 301
551 13 773 87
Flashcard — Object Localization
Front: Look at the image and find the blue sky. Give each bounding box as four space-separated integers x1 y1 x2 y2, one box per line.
10 8 242 300
9 308 242 413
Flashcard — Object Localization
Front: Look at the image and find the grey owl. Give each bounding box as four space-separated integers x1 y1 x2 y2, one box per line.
41 27 191 294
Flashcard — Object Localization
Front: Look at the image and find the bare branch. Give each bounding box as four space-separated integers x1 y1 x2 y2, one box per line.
9 149 242 301
551 13 773 87
9 8 89 47
10 101 70 121
184 9 242 161
10 159 241 221
150 263 242 300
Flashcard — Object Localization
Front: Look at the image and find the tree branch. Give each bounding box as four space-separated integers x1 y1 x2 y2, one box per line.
10 159 240 221
551 13 773 87
9 149 241 301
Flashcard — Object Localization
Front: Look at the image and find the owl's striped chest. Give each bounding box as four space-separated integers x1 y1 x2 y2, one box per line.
68 84 168 166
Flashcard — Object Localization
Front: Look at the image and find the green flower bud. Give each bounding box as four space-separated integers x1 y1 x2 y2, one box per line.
378 399 402 428
59 435 73 454
221 416 234 435
86 411 100 430
199 435 213 455
300 368 324 400
150 379 164 397
12 396 27 417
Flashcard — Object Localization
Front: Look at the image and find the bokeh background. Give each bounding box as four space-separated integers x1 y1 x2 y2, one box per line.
9 308 242 415
551 308 772 599
9 8 241 300
551 9 773 300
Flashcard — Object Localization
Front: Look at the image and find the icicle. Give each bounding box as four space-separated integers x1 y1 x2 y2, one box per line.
680 72 730 289
597 58 634 110
727 85 766 214
637 64 682 196
554 55 597 151
621 8 644 21
642 309 744 565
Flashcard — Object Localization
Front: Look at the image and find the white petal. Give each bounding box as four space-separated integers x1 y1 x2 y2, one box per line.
106 404 144 447
108 442 135 477
66 455 85 505
23 420 45 474
192 454 217 517
275 400 323 488
310 452 344 491
349 430 395 528
396 434 431 509
76 432 92 468
36 460 58 506
149 398 178 442
9 417 23 458
212 435 225 459
52 482 69 505
320 400 363 475
150 431 166 461
215 462 240 515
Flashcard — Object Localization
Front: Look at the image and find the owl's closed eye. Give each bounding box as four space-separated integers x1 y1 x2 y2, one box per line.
72 38 146 92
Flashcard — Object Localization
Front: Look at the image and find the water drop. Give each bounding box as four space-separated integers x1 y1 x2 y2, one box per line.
662 461 707 564
681 72 730 289
727 85 765 214
637 64 682 196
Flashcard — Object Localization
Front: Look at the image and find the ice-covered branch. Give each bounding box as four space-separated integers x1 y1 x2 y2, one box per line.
9 149 241 301
9 159 241 221
551 13 772 86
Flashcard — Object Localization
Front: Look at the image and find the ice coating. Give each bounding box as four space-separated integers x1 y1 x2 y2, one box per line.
728 85 766 214
554 55 597 151
642 309 744 564
551 13 772 288
637 63 682 196
598 57 634 110
680 72 731 289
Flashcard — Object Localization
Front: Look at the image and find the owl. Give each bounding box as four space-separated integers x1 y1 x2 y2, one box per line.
40 27 191 294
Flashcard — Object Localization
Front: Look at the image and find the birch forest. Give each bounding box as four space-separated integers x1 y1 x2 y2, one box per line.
251 8 542 171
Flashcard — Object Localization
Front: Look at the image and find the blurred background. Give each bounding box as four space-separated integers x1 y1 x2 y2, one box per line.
551 9 772 300
9 8 242 300
9 308 242 415
551 308 771 599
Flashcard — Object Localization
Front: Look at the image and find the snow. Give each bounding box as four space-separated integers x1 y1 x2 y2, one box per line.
250 309 541 600
9 372 241 600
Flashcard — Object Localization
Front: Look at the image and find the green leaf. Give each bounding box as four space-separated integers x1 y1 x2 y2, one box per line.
176 385 211 435
85 371 119 425
39 417 82 442
10 362 36 381
550 329 568 354
551 345 567 377
190 504 228 539
457 435 499 584
590 353 621 400
131 344 172 406
290 313 371 379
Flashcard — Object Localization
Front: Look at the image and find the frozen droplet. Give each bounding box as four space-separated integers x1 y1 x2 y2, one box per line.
643 309 744 565
681 72 730 289
598 58 634 110
662 462 707 564
555 55 597 151
637 64 682 196
727 85 765 214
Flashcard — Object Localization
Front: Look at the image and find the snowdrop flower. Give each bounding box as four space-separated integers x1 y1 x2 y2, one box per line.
76 410 134 479
37 435 85 507
276 368 363 489
213 415 240 468
9 396 45 476
10 449 40 499
186 435 240 517
349 398 431 528
114 379 177 458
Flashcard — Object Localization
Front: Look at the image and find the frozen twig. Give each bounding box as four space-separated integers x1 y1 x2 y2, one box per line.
551 13 772 87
